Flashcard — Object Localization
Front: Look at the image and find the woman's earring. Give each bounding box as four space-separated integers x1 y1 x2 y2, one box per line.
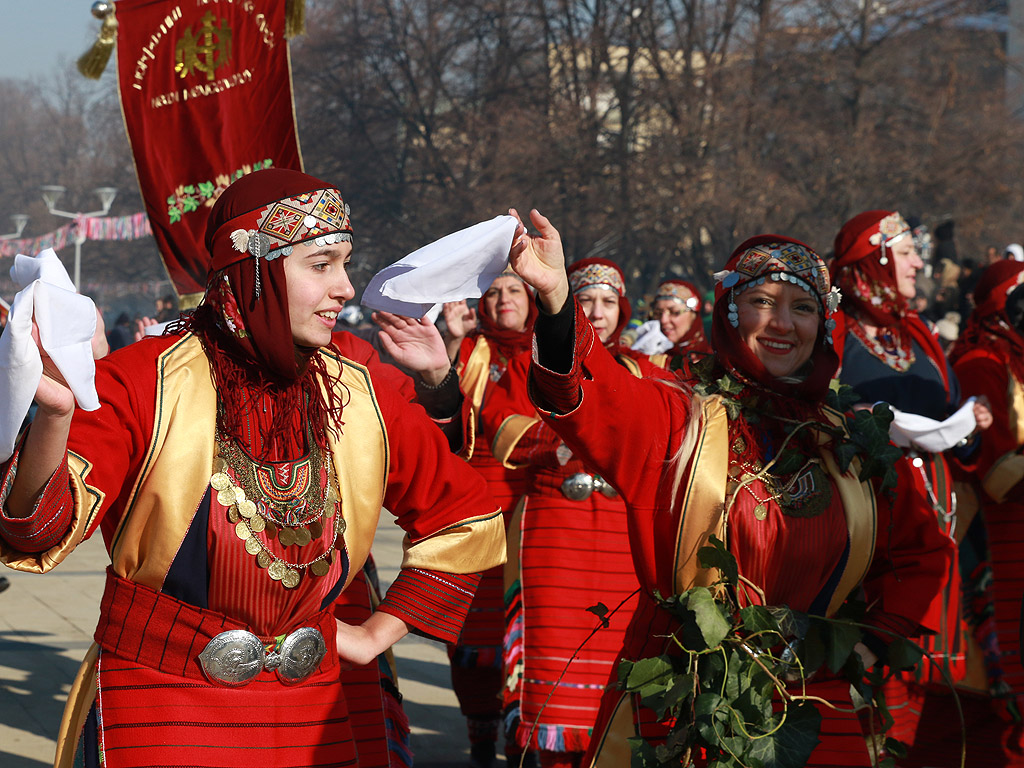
727 291 739 327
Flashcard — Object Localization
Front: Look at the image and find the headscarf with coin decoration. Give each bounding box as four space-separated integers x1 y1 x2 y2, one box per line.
832 210 914 329
183 168 354 460
712 235 840 402
567 257 632 349
950 259 1024 385
654 278 708 353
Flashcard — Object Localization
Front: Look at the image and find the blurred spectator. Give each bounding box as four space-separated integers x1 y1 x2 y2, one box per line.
106 312 134 352
1005 243 1024 262
155 293 178 323
934 218 958 266
984 245 1001 266
958 257 981 318
935 311 961 353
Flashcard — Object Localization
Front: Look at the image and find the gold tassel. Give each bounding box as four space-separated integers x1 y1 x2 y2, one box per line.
77 11 118 80
285 0 306 39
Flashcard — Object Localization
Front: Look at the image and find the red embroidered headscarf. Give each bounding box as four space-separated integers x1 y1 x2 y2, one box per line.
711 235 840 402
184 168 354 458
654 279 708 353
476 271 538 359
567 257 631 349
950 260 1024 383
832 210 912 329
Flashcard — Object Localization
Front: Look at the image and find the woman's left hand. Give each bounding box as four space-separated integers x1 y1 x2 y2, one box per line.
373 310 451 384
972 396 993 433
335 613 409 670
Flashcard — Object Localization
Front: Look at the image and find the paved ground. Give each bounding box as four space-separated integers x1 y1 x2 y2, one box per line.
0 515 501 767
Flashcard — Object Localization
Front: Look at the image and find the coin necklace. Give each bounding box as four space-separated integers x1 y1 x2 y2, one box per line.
727 437 832 521
217 432 329 544
211 437 347 589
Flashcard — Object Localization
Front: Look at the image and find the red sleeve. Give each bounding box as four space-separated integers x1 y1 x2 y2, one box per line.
0 337 164 556
332 330 416 401
478 352 563 466
333 329 468 451
529 302 688 509
954 351 1018 484
370 377 500 642
861 459 955 640
376 568 483 643
0 447 73 552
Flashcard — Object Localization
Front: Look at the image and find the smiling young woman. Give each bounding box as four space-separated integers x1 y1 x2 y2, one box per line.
503 214 952 768
0 169 505 768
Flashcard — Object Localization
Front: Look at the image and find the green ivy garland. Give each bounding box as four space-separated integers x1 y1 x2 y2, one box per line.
614 362 951 767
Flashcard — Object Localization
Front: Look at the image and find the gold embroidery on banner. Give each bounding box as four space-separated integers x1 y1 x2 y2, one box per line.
175 12 232 80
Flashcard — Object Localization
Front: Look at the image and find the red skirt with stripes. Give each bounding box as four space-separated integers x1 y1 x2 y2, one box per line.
504 474 640 753
94 648 358 767
450 444 525 719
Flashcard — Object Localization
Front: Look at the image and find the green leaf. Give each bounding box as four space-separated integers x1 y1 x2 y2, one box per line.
694 692 727 747
886 637 924 671
767 606 810 641
625 655 674 692
587 601 611 628
826 381 861 412
745 701 822 768
739 605 781 638
834 440 859 473
644 672 694 720
883 737 909 759
825 621 862 674
628 735 660 768
698 535 739 587
798 622 825 678
685 588 733 649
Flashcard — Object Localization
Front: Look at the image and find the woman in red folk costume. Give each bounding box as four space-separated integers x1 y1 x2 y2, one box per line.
950 260 1024 763
831 210 992 762
440 271 538 768
0 169 505 768
650 278 711 361
482 257 664 768
507 208 953 767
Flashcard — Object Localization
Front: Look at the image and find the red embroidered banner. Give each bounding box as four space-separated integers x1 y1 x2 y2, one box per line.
114 0 302 304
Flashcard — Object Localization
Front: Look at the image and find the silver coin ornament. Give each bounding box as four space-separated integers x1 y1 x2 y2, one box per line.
198 629 265 687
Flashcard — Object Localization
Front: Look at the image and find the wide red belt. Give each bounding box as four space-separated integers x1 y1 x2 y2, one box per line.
93 567 338 682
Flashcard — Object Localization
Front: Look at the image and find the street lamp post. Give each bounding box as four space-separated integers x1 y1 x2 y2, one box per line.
41 185 118 290
0 214 29 241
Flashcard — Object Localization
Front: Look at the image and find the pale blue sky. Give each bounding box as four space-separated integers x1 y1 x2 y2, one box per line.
0 1 97 82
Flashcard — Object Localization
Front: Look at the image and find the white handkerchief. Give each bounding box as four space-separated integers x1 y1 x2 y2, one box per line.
631 320 674 355
0 249 100 462
361 215 518 320
888 398 977 454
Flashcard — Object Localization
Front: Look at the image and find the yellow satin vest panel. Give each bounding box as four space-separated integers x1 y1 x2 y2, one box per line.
320 352 389 590
671 397 877 616
672 394 730 595
1010 369 1024 447
108 336 390 592
459 336 493 412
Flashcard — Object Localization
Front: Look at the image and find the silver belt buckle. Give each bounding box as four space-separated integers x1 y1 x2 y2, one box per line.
199 626 326 687
560 473 618 501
